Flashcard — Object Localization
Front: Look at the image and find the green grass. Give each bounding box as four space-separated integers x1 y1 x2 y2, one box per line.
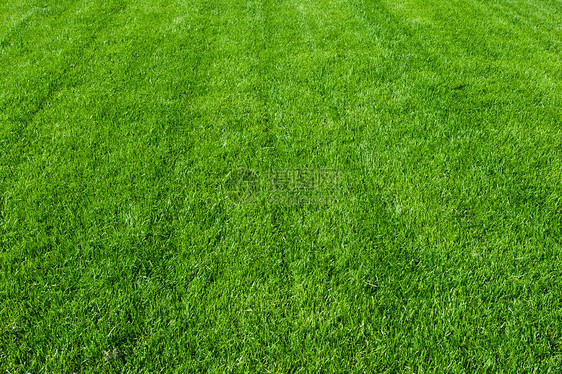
1 0 561 371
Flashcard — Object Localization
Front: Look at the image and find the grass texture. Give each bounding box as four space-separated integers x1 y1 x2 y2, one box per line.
1 0 561 371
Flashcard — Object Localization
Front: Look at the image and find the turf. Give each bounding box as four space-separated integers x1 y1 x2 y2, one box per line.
1 0 561 372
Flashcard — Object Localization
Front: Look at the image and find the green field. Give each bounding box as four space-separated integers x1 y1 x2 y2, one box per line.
1 0 561 371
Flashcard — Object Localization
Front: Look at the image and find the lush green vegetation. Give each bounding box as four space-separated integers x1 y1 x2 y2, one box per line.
1 0 561 371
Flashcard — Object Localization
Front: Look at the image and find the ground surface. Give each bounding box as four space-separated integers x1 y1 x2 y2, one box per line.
1 0 561 372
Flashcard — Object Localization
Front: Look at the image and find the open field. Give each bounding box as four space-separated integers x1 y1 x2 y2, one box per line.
1 0 561 371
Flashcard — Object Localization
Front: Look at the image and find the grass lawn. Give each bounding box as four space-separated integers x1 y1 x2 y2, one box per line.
1 0 561 371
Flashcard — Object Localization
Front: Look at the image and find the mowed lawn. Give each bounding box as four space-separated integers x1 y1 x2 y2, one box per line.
1 0 561 371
